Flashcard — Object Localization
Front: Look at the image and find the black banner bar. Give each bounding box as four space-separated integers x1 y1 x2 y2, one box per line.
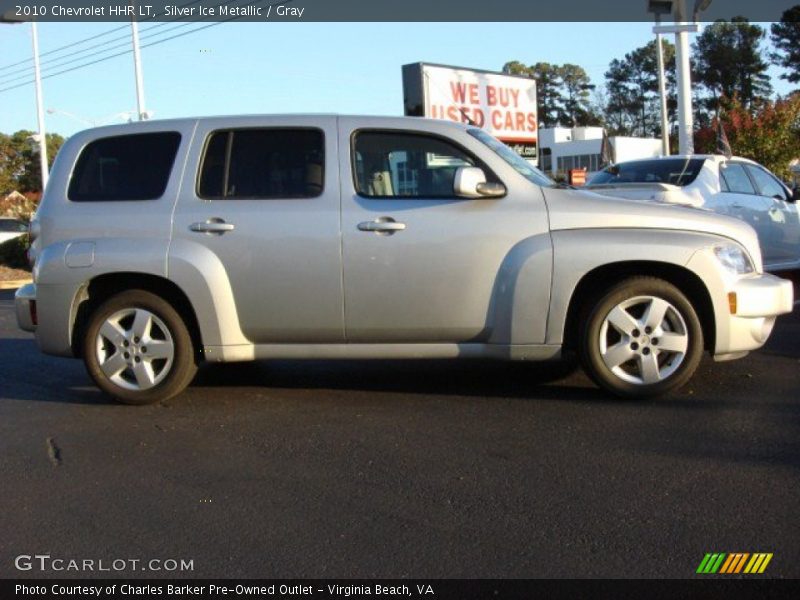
4 579 800 600
0 0 796 23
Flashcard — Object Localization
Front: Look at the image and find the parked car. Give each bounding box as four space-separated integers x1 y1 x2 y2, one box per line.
0 217 28 244
15 116 793 404
585 155 800 272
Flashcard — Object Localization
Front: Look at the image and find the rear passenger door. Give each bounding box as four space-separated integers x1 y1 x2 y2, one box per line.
173 117 344 343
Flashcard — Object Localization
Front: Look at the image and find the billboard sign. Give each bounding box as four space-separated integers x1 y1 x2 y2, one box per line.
403 62 538 160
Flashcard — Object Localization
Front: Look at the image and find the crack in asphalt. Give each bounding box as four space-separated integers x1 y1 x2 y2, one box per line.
46 437 62 466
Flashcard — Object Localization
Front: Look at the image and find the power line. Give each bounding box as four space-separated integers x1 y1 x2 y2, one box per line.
0 25 129 71
0 0 205 75
0 0 293 95
0 25 209 94
0 22 197 85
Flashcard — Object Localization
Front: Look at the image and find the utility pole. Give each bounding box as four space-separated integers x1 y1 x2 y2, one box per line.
130 4 147 121
0 14 49 191
31 21 48 189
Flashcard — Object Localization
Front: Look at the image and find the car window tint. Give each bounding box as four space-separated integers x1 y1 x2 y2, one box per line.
198 128 324 199
745 165 787 199
353 131 483 198
719 163 756 194
588 158 705 186
69 132 181 201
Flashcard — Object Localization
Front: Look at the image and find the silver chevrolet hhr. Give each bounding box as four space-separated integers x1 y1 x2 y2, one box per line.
15 115 794 404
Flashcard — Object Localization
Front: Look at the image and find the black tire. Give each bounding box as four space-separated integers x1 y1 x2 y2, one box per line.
579 277 704 398
82 290 198 405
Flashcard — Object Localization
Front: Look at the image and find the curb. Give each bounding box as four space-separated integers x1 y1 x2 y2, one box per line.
0 279 32 290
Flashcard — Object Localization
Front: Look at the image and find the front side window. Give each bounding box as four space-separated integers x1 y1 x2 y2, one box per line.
720 162 756 195
353 131 487 198
745 165 787 200
69 132 181 202
198 128 324 199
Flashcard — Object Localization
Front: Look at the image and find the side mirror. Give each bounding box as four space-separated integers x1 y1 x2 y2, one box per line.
454 166 506 199
792 187 800 202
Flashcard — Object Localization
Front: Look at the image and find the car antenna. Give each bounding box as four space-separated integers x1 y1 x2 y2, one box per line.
457 107 477 127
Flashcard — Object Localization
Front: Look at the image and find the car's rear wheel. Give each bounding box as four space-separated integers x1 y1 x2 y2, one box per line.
580 277 703 398
82 290 197 405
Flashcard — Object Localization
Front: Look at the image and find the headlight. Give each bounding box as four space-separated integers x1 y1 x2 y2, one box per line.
713 244 754 275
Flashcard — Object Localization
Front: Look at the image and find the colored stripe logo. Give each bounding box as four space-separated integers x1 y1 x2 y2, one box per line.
696 552 773 574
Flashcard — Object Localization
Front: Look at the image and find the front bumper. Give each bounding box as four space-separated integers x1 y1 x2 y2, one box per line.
15 283 37 332
715 273 793 358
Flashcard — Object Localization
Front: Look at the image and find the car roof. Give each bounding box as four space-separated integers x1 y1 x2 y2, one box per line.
70 114 475 136
610 154 758 166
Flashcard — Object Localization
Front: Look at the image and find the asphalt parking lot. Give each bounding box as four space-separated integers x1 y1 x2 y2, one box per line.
1 286 798 579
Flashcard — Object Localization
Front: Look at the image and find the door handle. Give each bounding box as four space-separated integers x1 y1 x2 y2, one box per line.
357 217 406 234
190 218 235 234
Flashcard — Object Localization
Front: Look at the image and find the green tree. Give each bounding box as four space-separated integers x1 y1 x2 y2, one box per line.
693 17 772 115
603 39 676 137
532 62 565 127
502 61 600 128
558 64 596 126
770 5 800 85
502 61 565 127
0 130 64 195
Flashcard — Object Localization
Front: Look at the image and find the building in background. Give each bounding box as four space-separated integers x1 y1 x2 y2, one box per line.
538 127 662 178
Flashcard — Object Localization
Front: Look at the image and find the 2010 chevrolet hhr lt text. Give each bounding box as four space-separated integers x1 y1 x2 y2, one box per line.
15 115 794 404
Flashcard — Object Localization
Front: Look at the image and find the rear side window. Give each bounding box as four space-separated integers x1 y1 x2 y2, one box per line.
69 132 181 202
589 158 705 187
198 128 324 199
720 163 756 195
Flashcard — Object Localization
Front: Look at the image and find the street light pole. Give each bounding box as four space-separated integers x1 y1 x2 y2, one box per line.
654 15 670 156
31 21 48 190
651 0 704 156
673 0 694 155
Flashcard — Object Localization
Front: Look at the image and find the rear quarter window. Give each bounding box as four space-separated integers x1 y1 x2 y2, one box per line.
68 132 181 202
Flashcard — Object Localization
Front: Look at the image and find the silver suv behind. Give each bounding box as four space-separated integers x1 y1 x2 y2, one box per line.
16 115 794 404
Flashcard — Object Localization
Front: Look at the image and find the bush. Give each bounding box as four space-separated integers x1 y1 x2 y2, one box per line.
0 191 39 220
0 234 30 270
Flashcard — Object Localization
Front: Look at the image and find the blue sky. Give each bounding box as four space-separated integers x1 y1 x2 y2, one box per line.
0 21 793 136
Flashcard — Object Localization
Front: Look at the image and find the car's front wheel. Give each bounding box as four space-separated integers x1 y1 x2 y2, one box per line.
580 277 704 398
82 290 197 405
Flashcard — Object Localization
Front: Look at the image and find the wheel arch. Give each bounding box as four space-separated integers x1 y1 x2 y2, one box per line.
71 272 203 360
562 261 716 353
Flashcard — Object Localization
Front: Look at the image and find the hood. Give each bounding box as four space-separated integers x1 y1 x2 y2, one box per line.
544 187 762 267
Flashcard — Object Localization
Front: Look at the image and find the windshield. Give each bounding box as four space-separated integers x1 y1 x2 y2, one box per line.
588 158 706 187
468 129 555 188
